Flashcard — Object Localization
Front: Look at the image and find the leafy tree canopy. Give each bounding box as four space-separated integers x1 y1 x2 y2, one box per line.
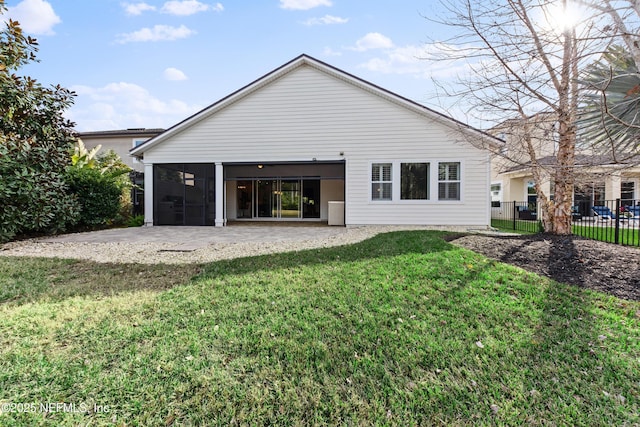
0 0 80 242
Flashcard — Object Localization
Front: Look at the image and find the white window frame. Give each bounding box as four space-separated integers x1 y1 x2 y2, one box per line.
491 181 503 207
368 160 464 204
621 179 638 204
438 162 462 201
400 162 430 201
525 180 537 201
370 163 393 201
132 138 147 163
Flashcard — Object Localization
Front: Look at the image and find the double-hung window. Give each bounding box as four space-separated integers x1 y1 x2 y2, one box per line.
371 163 392 201
401 162 429 200
438 162 461 201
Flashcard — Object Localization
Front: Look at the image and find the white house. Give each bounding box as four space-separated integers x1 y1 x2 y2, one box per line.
489 112 640 216
130 54 496 227
78 128 164 173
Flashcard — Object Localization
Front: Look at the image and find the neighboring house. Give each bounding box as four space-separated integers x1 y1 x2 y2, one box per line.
77 128 164 216
77 128 165 172
490 112 640 214
130 54 496 227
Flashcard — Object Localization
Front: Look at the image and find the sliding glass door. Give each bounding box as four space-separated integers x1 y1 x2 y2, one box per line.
236 180 253 219
256 180 275 218
280 180 301 218
247 179 317 220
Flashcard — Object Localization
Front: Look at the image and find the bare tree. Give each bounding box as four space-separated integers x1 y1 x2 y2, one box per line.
426 0 619 234
579 0 640 64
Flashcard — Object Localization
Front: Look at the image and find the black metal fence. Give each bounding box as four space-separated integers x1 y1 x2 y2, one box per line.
491 199 640 247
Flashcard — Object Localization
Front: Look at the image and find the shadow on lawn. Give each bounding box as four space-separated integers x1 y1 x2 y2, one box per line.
519 238 636 423
199 230 457 278
0 257 202 306
0 231 456 306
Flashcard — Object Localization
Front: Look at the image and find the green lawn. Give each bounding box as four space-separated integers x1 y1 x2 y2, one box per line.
573 222 640 246
492 218 640 246
490 219 539 234
1 231 638 425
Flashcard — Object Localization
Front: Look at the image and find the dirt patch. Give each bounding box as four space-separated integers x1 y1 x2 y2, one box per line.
449 233 640 301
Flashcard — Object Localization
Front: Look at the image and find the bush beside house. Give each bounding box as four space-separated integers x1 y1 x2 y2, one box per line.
0 4 134 243
65 167 124 228
0 12 81 242
66 141 132 228
0 135 80 242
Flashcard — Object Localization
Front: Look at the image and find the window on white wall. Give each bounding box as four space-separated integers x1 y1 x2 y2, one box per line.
491 183 502 207
371 163 392 201
401 162 429 200
527 180 537 204
132 139 146 163
622 181 635 205
438 162 461 200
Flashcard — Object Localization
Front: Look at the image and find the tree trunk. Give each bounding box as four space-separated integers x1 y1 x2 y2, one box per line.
550 15 578 235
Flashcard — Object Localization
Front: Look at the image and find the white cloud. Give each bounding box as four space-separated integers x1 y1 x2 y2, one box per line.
279 0 331 10
69 82 202 131
123 2 157 16
302 14 348 26
358 43 474 80
6 0 61 35
351 32 394 52
322 47 341 57
116 24 196 43
160 0 223 15
163 67 188 81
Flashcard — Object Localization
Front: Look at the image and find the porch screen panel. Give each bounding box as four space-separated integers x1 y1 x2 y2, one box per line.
154 163 215 225
183 164 215 226
154 164 185 225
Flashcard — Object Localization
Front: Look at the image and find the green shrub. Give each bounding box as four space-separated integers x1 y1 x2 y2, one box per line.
0 136 80 242
126 214 145 227
0 12 80 242
65 167 123 227
97 150 133 224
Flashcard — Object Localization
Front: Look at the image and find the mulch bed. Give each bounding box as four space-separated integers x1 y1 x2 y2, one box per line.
448 233 640 301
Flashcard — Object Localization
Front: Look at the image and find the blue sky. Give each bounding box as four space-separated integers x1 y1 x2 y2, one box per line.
5 0 463 131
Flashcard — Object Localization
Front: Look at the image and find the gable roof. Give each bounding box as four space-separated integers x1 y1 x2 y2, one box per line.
131 54 498 156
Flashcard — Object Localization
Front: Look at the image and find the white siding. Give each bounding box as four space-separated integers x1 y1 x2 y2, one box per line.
320 180 345 220
225 181 236 220
144 64 490 227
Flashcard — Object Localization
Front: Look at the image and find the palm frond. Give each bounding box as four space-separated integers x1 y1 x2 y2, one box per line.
579 46 640 157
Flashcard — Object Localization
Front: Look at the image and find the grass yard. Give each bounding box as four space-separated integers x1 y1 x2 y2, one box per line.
0 231 638 425
573 222 640 246
490 218 539 234
492 218 640 246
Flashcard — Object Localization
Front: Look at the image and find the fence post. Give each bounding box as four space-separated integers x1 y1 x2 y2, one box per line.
513 201 517 231
615 198 620 245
